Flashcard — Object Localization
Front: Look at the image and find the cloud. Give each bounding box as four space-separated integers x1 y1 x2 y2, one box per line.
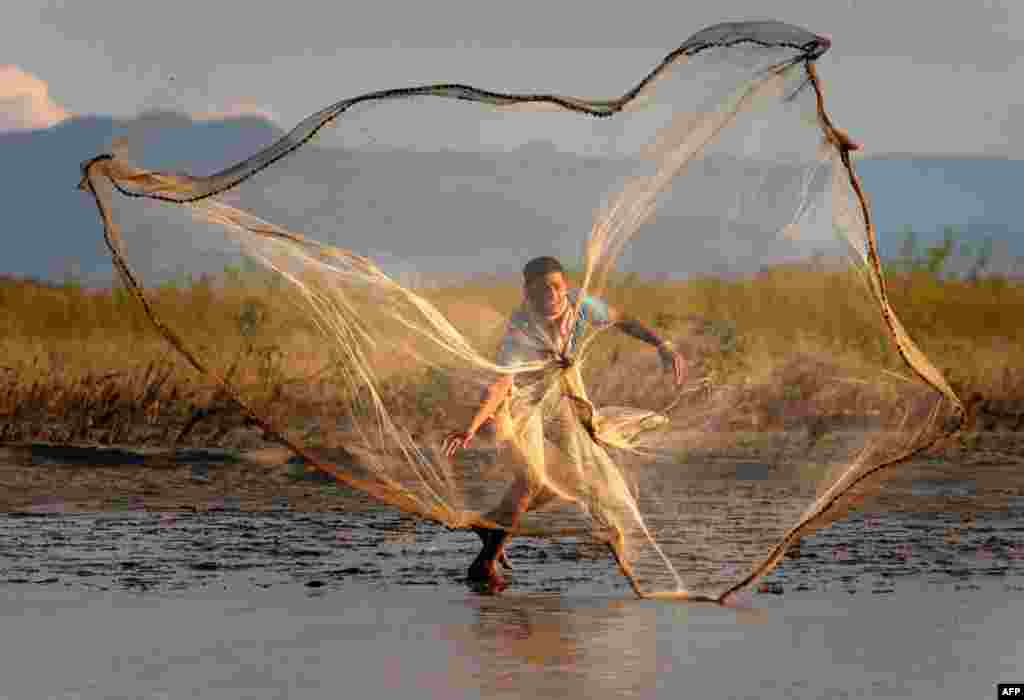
0 65 72 131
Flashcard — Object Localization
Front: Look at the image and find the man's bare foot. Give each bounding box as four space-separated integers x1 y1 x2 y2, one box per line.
473 526 512 568
469 527 509 592
466 570 507 594
467 549 507 592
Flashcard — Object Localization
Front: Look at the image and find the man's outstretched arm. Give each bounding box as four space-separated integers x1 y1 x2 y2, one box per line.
443 374 513 457
606 306 687 386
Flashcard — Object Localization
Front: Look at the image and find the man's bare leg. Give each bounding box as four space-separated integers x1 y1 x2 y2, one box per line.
467 408 575 591
467 478 559 590
467 528 507 591
467 478 527 590
472 528 513 569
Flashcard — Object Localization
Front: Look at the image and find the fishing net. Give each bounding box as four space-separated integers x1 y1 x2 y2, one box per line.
80 20 963 599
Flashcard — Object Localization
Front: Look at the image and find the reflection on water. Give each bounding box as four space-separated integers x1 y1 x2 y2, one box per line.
464 596 659 698
1 582 1022 700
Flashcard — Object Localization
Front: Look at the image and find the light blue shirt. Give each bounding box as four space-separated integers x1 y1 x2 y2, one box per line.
496 288 611 365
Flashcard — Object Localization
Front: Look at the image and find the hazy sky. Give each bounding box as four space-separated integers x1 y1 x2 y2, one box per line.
3 0 1022 156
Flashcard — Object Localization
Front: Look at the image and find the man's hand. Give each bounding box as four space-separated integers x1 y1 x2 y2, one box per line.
443 430 475 458
658 343 687 386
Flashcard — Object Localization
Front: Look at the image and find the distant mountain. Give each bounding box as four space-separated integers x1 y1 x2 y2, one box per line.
856 156 1024 259
2 114 1022 284
0 112 285 283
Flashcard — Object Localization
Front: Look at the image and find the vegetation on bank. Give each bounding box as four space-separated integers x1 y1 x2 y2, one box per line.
0 229 1022 446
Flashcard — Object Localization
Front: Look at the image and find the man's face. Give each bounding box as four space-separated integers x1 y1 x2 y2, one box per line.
526 271 568 319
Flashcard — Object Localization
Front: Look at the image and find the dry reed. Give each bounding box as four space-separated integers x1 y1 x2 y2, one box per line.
1 267 1021 447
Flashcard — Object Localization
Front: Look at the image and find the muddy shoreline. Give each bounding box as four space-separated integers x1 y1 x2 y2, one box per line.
2 431 1023 516
0 443 371 514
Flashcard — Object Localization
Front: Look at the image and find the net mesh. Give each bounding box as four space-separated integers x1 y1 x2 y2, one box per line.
79 20 962 599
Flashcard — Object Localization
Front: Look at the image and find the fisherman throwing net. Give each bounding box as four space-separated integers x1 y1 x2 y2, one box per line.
444 255 687 590
80 20 962 599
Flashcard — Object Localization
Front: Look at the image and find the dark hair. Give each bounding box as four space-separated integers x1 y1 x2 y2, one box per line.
523 256 565 285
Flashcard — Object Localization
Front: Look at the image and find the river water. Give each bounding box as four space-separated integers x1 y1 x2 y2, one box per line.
1 500 1023 699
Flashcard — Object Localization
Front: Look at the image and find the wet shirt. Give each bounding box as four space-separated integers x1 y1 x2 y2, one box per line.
496 289 612 366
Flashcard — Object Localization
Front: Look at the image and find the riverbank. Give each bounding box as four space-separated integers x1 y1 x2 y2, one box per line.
2 430 1022 516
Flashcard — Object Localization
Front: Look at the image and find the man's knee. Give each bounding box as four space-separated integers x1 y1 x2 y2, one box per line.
525 483 559 511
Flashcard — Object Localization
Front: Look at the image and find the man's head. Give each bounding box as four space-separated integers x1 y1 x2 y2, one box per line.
523 256 568 319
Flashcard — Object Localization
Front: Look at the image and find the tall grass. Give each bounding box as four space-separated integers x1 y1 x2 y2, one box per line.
1 263 1021 445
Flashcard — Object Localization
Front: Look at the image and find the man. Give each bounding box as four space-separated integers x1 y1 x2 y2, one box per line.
444 256 686 591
